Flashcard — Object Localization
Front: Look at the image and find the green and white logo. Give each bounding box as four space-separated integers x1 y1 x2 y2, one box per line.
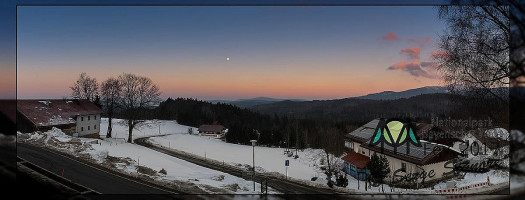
369 119 421 148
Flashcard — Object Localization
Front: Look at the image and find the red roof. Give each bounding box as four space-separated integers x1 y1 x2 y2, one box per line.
341 151 370 169
17 99 102 127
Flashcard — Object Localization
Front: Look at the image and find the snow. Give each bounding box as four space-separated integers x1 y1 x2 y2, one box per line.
99 118 194 140
19 119 276 194
149 131 328 184
98 118 331 187
434 170 508 189
46 127 71 142
87 137 274 194
47 115 76 126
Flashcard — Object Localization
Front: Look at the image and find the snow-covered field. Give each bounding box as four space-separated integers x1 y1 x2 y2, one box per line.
99 118 193 140
17 119 278 194
149 132 328 184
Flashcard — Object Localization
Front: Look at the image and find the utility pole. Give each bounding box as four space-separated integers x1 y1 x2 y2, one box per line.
250 140 257 192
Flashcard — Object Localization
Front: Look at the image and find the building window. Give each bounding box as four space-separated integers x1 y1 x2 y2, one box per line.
88 126 90 130
345 141 354 149
81 127 84 131
81 117 84 121
94 115 97 120
401 163 407 172
94 125 97 129
88 116 90 120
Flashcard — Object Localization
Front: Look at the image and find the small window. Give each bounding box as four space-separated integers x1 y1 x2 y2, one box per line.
401 163 407 172
81 127 84 131
88 126 90 130
81 117 84 121
88 116 91 120
94 115 97 120
94 125 97 129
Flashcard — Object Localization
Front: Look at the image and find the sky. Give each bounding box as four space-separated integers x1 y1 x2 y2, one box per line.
17 6 447 100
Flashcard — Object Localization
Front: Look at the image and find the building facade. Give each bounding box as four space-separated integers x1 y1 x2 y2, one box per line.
75 113 102 136
197 124 227 139
341 151 370 180
344 119 462 187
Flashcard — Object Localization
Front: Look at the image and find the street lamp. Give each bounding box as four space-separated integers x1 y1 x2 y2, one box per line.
250 139 257 192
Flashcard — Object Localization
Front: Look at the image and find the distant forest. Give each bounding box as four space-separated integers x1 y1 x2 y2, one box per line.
124 93 508 150
151 97 330 149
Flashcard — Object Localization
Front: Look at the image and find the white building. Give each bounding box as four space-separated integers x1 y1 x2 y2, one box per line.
75 113 102 136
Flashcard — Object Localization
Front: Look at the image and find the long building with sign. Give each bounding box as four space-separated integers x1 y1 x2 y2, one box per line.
343 119 463 187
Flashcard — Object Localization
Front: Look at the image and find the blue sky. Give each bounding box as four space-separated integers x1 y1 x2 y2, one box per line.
15 5 447 100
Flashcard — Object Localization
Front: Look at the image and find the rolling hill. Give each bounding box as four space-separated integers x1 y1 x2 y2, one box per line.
209 97 307 108
354 86 448 100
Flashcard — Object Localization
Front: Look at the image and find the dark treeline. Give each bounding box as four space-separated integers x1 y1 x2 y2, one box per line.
146 97 345 151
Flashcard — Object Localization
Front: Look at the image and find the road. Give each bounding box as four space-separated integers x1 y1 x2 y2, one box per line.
17 143 173 194
134 137 341 195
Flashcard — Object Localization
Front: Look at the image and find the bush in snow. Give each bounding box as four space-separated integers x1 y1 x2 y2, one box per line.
97 150 109 160
223 183 240 192
212 175 225 181
159 168 167 175
137 165 158 176
335 175 348 187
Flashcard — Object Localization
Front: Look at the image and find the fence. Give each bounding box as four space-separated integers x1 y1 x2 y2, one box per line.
435 181 490 194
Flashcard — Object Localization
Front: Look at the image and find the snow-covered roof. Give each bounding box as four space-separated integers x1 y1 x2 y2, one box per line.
17 99 102 127
349 119 462 165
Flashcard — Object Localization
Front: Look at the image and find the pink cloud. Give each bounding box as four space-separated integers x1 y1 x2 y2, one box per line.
400 47 421 60
382 32 399 41
431 50 450 60
387 61 440 79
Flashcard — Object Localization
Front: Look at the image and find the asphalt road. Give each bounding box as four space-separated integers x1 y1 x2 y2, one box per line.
134 137 340 195
17 143 172 194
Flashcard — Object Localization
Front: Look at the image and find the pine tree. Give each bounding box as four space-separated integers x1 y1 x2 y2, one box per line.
367 153 391 191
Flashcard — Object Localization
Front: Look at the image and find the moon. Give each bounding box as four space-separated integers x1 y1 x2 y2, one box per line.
226 57 230 61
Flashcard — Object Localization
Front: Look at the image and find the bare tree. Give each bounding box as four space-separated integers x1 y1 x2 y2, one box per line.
508 0 525 86
101 77 122 138
436 4 510 103
315 126 345 187
118 73 161 143
70 72 99 102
